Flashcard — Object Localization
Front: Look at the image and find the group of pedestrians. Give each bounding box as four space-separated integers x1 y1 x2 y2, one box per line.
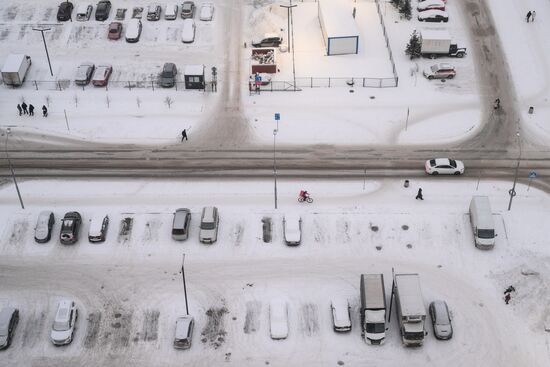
17 103 48 117
526 10 536 22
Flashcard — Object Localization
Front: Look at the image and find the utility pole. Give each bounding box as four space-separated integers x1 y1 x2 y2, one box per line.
273 129 278 209
508 131 521 211
32 27 53 77
181 253 189 315
280 1 296 52
280 1 298 91
3 128 24 209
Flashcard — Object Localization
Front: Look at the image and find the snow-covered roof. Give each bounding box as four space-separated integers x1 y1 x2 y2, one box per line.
1 54 26 73
395 274 426 317
318 0 359 38
420 28 451 40
184 64 204 76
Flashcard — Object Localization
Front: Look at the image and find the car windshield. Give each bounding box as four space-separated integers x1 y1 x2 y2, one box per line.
366 322 385 333
478 229 495 239
407 331 425 340
201 222 215 230
162 70 173 77
448 159 457 167
109 27 117 33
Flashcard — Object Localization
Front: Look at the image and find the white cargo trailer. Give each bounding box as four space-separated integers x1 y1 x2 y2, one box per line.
360 274 387 345
393 273 426 347
1 54 31 87
318 0 359 56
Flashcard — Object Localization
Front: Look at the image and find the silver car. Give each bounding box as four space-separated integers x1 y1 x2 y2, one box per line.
199 206 218 244
172 208 191 241
181 1 195 18
0 307 19 350
74 63 95 86
429 300 453 340
173 316 194 349
35 210 55 243
50 299 78 345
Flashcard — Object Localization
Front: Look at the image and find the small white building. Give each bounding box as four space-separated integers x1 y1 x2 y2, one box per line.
318 0 360 56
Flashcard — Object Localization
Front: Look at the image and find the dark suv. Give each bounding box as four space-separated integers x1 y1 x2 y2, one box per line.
252 35 282 48
160 62 178 88
95 0 112 21
57 1 74 21
60 212 82 244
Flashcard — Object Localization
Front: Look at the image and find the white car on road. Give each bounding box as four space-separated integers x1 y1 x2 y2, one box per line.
425 158 465 175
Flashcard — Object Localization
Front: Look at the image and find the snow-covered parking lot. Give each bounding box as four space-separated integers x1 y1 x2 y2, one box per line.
0 177 549 366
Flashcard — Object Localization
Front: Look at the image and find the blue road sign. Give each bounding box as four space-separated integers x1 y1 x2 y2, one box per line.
275 113 280 121
529 171 537 178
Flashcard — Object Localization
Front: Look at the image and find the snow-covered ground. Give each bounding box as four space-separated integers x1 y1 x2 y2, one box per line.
0 177 549 366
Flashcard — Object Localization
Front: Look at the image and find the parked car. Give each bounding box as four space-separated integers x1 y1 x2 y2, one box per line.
107 21 123 40
173 316 194 349
91 64 112 86
418 9 449 22
269 300 288 340
126 18 143 42
50 299 78 346
252 33 282 48
199 3 214 21
95 0 112 21
181 19 196 43
417 0 445 12
425 158 464 175
75 62 95 85
429 300 453 340
147 4 162 20
172 208 191 240
199 206 219 244
165 3 178 20
160 62 178 88
89 215 109 243
35 210 55 243
0 307 19 350
60 211 82 244
57 1 74 21
283 214 301 246
76 4 93 21
423 63 456 80
181 1 195 18
331 298 352 332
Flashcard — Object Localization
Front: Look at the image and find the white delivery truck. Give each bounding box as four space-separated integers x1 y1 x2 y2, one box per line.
1 54 32 87
469 196 496 249
360 274 387 345
419 29 466 58
394 273 426 347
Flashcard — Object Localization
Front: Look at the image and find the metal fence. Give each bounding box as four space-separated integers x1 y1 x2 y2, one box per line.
374 0 399 85
2 79 214 92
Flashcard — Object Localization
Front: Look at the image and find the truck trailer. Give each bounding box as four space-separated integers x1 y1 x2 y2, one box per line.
393 273 426 347
1 54 31 87
419 29 466 58
360 274 387 345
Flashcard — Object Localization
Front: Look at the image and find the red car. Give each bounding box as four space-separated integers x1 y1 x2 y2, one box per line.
92 64 113 86
107 22 123 40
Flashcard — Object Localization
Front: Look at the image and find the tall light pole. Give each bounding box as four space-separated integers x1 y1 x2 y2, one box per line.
507 131 521 211
181 253 189 315
3 128 24 209
273 129 278 209
280 0 297 91
32 27 53 77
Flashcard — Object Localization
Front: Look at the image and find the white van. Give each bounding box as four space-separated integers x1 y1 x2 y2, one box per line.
199 206 219 244
469 196 496 249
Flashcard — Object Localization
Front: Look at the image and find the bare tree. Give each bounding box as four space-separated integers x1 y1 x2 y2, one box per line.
136 97 141 108
164 96 174 109
106 95 111 108
74 94 79 108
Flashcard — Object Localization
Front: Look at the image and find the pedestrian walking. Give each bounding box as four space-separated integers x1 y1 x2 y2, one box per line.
531 10 536 22
21 102 28 115
526 10 532 22
504 285 516 294
181 129 188 142
504 293 511 304
415 188 424 200
42 105 48 117
17 104 22 116
28 104 34 116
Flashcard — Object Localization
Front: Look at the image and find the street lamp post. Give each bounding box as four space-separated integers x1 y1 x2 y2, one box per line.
181 253 189 315
3 128 24 209
273 129 278 210
507 131 521 211
32 27 53 77
280 1 297 91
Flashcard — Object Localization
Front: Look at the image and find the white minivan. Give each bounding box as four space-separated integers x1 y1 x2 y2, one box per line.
469 196 496 249
126 19 142 43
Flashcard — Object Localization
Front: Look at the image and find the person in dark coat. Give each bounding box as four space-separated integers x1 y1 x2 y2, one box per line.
504 285 516 294
17 104 22 116
415 188 424 200
28 104 34 116
526 11 532 22
181 129 188 142
21 102 28 115
504 293 511 304
42 105 48 117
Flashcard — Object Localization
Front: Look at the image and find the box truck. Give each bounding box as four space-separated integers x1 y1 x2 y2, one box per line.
419 29 466 58
394 273 426 347
469 196 496 249
1 54 31 87
360 274 387 345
